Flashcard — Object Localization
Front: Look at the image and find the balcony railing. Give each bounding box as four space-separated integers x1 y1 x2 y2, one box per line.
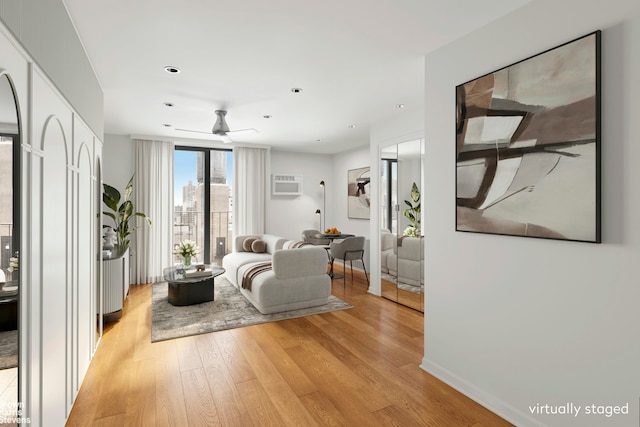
0 223 14 272
172 210 232 266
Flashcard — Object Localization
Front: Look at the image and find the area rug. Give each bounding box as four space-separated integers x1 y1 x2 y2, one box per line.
0 330 17 369
151 276 353 342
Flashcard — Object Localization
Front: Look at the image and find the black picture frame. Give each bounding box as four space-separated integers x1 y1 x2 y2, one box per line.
455 30 601 243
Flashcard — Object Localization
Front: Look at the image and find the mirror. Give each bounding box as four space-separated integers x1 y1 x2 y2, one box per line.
0 72 21 411
380 145 398 301
380 139 424 311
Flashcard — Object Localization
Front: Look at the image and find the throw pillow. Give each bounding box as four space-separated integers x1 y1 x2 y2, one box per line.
243 237 257 252
251 239 266 253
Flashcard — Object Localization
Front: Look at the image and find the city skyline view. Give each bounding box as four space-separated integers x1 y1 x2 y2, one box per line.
174 149 233 206
173 148 233 265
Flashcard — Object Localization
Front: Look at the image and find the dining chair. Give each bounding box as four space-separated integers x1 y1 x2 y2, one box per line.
328 236 369 287
301 229 331 246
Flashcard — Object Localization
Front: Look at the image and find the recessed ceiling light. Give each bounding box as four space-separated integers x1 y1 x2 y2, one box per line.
348 124 356 128
164 66 181 74
263 115 272 119
290 87 303 93
164 102 174 107
316 139 322 142
163 124 172 127
396 103 405 109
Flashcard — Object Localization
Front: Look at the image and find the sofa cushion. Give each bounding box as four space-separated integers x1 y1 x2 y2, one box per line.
251 239 266 253
223 251 272 288
236 260 331 314
272 247 328 279
243 237 257 252
234 234 288 254
397 236 424 261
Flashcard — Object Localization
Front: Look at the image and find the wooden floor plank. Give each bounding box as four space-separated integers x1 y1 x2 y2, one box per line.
181 368 220 427
285 344 389 426
196 333 255 426
124 358 157 427
65 267 513 427
236 379 286 427
214 330 257 384
298 390 352 427
155 344 189 427
247 324 318 397
238 338 319 426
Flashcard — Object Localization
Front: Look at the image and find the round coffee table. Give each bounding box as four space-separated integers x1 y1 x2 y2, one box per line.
162 265 225 306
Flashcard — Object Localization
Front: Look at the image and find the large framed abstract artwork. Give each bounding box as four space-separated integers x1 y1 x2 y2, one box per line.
455 31 601 243
348 166 371 219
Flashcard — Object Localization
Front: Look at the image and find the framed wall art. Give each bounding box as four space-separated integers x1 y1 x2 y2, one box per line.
348 166 371 220
455 30 601 243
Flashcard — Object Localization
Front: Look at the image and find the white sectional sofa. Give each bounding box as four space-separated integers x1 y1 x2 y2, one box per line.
222 234 332 314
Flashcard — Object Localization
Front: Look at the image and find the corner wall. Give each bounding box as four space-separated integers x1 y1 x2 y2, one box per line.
267 150 331 240
422 2 640 426
103 134 135 191
267 147 372 243
328 146 372 239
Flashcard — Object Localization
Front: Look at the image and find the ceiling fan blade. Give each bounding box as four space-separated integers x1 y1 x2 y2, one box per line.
227 128 259 134
175 128 212 134
175 128 231 143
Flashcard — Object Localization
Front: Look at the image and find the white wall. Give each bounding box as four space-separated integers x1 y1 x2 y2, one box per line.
103 133 135 191
422 2 640 427
327 146 371 238
267 150 331 240
0 0 104 137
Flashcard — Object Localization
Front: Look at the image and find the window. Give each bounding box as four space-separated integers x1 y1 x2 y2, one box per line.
173 147 232 266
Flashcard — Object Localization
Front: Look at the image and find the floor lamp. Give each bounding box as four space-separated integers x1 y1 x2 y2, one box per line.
320 180 325 231
315 209 322 231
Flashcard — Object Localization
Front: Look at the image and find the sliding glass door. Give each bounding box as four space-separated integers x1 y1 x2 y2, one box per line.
174 147 232 266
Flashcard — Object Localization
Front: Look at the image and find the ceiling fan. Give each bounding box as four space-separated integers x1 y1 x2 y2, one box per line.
176 110 258 143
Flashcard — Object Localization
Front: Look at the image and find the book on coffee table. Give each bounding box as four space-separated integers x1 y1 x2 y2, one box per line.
184 269 213 278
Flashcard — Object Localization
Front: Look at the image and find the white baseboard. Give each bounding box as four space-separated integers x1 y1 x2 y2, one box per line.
420 357 545 427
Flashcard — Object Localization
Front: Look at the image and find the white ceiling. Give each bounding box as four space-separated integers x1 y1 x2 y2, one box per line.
62 0 533 154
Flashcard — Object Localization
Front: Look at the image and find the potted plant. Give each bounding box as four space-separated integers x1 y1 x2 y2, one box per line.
103 174 151 252
403 182 421 236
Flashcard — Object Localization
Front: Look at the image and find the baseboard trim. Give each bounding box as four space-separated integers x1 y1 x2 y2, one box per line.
420 357 545 427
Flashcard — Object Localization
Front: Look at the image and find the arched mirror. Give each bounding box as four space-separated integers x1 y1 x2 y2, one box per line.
0 72 21 412
380 138 424 311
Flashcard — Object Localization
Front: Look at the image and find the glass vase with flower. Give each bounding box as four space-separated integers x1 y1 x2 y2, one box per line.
174 240 199 267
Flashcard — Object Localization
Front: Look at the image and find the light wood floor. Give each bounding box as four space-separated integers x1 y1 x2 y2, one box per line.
66 267 512 427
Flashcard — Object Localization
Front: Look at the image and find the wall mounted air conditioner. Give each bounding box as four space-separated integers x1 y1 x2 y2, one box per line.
272 174 303 196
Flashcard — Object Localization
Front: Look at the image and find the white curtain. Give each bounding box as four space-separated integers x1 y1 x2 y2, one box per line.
233 147 268 235
132 139 174 284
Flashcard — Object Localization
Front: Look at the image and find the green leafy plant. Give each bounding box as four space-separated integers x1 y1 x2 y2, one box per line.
103 175 151 249
403 182 421 235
